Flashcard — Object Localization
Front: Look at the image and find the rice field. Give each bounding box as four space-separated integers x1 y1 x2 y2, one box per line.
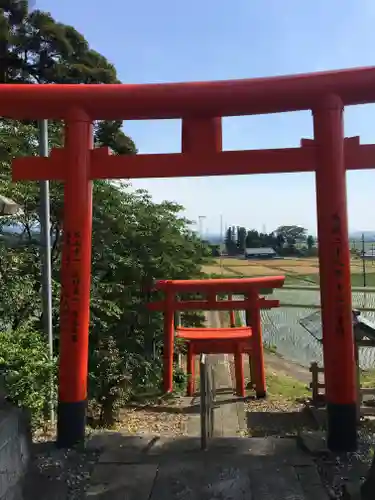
200 265 239 275
231 266 282 276
203 256 375 286
203 257 375 369
234 287 375 370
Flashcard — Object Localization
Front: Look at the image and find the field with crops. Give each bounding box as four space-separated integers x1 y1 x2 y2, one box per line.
204 256 375 286
204 257 375 369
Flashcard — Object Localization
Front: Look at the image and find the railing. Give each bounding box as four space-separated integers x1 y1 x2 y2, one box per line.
199 353 216 450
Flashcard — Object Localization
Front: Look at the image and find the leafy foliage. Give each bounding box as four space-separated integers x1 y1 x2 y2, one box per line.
0 1 211 426
0 328 56 428
224 225 316 257
0 1 136 154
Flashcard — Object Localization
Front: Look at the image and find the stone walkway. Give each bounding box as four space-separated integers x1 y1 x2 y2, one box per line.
84 311 329 498
186 353 247 437
85 434 328 499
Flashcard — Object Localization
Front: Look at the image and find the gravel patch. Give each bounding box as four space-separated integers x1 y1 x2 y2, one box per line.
24 405 188 499
24 442 99 500
315 425 375 499
245 397 316 437
115 406 188 436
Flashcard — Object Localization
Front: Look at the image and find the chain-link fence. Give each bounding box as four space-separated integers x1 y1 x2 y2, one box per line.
238 287 375 369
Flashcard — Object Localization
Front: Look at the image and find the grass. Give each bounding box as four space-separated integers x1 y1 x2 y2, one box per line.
228 310 306 402
265 370 310 401
361 369 375 388
264 343 278 354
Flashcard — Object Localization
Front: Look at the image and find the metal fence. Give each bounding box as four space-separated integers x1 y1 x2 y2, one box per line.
199 354 216 450
238 286 375 370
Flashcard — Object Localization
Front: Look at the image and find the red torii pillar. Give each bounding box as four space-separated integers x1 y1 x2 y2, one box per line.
58 110 93 447
29 110 93 448
313 95 357 451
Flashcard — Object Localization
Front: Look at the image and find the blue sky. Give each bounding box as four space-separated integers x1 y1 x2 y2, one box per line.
37 0 375 236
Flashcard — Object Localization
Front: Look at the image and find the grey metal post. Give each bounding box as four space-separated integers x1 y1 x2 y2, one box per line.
38 120 54 425
200 354 208 450
362 233 367 288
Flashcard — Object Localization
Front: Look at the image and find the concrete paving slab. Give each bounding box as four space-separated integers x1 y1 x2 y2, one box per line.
86 463 157 499
297 430 329 456
98 434 157 463
150 458 251 500
148 436 276 457
147 436 312 464
87 435 327 498
248 460 306 499
295 465 330 500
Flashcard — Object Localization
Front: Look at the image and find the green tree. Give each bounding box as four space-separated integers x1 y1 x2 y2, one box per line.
0 1 136 155
306 235 315 250
88 182 209 423
275 225 307 246
0 2 211 426
225 226 237 255
0 328 56 428
236 226 247 252
245 229 261 248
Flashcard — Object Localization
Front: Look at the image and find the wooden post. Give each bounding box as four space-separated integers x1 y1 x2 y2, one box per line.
163 286 175 393
228 293 236 327
310 362 319 403
354 342 361 424
247 291 266 398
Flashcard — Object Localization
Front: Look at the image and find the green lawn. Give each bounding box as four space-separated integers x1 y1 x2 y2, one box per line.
265 371 310 401
361 369 375 388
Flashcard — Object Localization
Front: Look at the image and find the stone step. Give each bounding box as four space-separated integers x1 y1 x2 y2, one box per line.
89 434 311 465
86 435 328 499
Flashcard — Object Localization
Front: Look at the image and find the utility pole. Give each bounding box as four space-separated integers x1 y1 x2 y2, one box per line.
38 120 54 425
198 215 206 239
362 233 367 288
220 214 223 275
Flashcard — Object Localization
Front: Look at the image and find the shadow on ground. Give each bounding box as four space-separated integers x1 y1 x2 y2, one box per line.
246 406 318 437
23 441 99 500
125 387 243 415
84 433 329 499
24 432 331 499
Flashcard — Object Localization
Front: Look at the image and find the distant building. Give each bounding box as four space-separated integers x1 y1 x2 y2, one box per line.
244 247 277 259
362 249 375 260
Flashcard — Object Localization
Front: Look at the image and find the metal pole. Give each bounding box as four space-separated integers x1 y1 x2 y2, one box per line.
198 215 206 239
200 354 208 450
362 233 366 288
220 214 223 275
38 120 54 425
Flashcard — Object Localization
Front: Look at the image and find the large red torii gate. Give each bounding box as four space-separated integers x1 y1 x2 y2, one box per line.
4 66 375 451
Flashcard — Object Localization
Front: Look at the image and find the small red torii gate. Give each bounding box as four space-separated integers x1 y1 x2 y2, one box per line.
4 66 375 451
147 276 285 397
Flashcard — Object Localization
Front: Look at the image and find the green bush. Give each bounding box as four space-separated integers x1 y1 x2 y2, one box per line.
0 328 56 428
